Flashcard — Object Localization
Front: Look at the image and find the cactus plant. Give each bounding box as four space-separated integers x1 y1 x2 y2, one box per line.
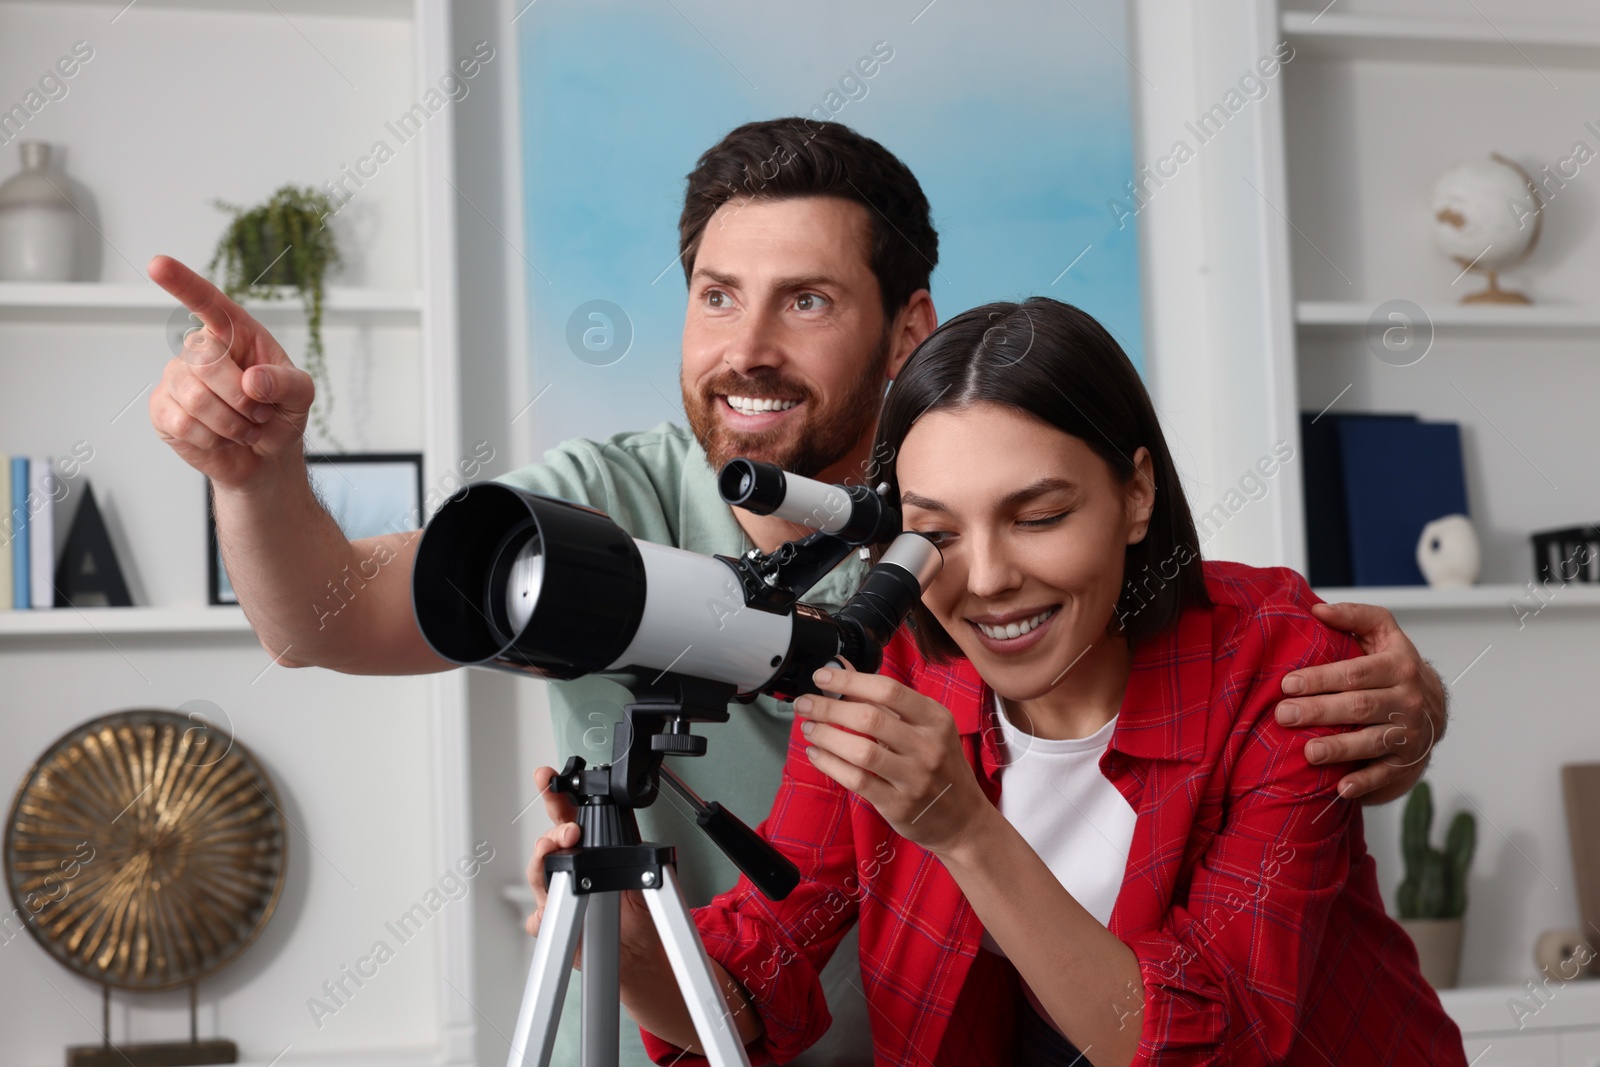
1397 781 1477 920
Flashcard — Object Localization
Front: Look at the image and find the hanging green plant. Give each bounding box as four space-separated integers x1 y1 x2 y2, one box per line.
208 185 343 449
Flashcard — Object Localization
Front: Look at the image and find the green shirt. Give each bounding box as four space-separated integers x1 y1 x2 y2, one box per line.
495 422 872 1066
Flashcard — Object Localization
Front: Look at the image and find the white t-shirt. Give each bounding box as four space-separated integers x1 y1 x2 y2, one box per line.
978 691 1139 957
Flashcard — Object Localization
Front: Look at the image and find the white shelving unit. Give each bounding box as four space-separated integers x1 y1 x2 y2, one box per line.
1270 1 1600 592
0 1 475 1065
1255 4 1600 1061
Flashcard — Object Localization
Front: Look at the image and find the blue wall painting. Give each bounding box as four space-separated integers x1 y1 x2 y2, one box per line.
517 0 1144 455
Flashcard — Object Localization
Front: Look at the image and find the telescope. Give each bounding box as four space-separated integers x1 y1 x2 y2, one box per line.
409 459 942 1067
410 457 939 702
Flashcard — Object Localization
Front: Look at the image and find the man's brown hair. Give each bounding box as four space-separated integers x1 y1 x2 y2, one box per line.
678 118 939 323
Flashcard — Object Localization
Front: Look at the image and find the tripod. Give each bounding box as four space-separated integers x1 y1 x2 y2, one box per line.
505 674 801 1067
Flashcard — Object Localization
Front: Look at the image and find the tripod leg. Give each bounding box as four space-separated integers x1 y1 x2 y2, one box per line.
506 870 587 1067
581 892 620 1067
642 866 754 1067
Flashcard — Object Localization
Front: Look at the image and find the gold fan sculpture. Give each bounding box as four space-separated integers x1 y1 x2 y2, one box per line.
5 709 286 1067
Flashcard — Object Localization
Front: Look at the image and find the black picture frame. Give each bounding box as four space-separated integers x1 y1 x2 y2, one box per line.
208 452 425 607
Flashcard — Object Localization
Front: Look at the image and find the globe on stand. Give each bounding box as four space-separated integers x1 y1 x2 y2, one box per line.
1431 153 1542 305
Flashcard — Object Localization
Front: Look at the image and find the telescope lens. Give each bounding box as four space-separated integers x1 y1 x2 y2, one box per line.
484 519 544 644
412 482 648 676
504 537 544 635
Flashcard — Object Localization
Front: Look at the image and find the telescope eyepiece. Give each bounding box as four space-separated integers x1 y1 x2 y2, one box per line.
718 459 787 515
716 458 897 545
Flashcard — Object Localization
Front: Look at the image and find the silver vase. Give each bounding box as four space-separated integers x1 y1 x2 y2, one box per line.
0 142 78 282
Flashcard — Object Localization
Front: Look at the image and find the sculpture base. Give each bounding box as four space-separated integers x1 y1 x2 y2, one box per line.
1461 287 1532 305
1459 267 1532 305
68 1039 237 1067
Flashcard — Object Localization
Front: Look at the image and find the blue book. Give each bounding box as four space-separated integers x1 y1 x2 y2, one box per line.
1301 412 1418 588
11 456 29 609
1336 417 1469 586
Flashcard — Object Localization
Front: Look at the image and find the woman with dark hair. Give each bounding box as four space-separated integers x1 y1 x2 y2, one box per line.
578 298 1468 1065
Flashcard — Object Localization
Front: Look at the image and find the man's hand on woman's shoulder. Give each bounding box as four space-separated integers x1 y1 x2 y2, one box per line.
1276 601 1447 805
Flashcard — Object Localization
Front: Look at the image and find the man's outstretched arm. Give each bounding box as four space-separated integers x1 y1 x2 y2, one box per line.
149 254 449 675
1277 600 1448 804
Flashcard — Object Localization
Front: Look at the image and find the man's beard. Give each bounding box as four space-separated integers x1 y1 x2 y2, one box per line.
682 335 891 481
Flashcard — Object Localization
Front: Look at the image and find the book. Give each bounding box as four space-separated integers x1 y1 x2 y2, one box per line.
10 456 27 609
1300 412 1418 588
0 460 10 610
30 456 54 609
1337 417 1469 586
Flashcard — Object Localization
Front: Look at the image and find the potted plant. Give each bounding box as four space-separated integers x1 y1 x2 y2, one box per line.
209 185 342 448
1397 780 1477 989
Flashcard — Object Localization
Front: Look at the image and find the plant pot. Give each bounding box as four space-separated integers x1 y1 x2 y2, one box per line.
1399 917 1464 990
241 242 298 288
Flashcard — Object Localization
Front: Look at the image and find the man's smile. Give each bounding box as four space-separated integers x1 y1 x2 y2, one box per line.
719 394 805 428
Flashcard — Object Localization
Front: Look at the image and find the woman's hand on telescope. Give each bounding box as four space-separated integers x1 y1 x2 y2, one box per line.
525 766 660 971
147 255 315 490
794 665 988 857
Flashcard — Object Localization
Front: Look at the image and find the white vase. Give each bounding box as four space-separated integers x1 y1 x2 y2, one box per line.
1417 514 1481 588
0 142 78 282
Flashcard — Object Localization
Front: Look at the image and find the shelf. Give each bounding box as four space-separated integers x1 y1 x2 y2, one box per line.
0 0 413 16
228 1052 438 1067
0 605 256 636
0 283 423 321
1440 978 1600 1036
1297 301 1600 332
1314 583 1600 613
1282 10 1600 66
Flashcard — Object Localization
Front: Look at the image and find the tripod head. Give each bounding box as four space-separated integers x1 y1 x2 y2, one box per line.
549 671 799 901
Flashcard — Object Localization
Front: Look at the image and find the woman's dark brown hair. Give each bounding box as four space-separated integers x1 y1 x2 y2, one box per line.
678 118 938 324
872 297 1211 662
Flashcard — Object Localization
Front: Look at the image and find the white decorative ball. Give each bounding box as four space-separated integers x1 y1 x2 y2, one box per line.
1431 157 1538 272
1417 514 1481 589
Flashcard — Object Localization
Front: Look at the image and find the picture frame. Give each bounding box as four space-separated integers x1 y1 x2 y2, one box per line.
209 452 424 606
